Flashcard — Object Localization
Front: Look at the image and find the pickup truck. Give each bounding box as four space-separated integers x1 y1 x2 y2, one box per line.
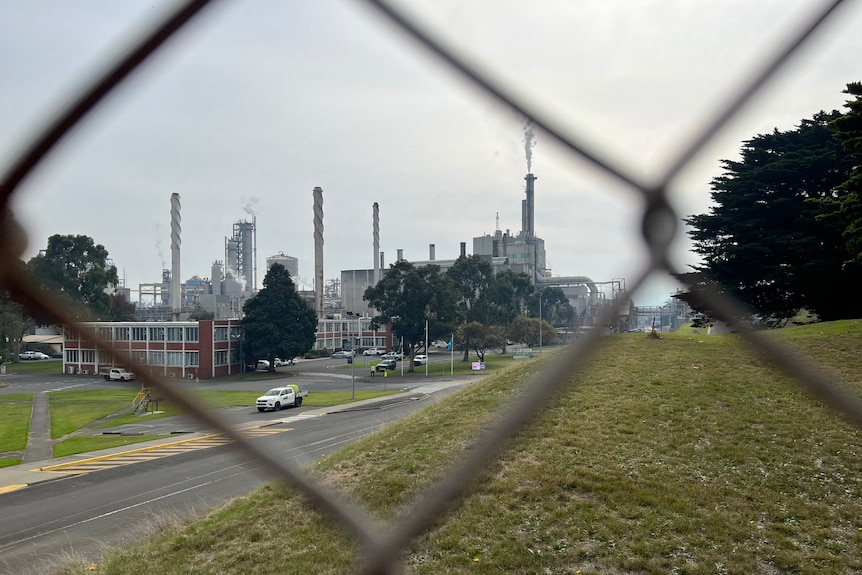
255 384 308 412
102 368 136 381
363 347 385 356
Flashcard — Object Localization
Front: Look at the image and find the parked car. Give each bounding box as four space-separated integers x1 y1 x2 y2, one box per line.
413 354 428 366
19 351 50 360
381 351 403 361
375 359 397 372
331 350 354 359
363 347 385 356
274 357 295 367
256 359 271 370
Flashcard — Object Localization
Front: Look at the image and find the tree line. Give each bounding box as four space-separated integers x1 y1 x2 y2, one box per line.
363 255 574 371
677 82 862 326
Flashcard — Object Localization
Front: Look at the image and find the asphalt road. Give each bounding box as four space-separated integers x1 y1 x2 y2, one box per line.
0 368 468 575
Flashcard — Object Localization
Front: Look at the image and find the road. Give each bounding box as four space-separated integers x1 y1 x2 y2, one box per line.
0 361 468 575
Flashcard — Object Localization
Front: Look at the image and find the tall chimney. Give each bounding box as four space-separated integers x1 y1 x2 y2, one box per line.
397 248 403 261
373 202 380 285
429 243 436 261
170 193 181 319
379 251 385 277
313 187 324 319
525 173 537 237
460 242 466 257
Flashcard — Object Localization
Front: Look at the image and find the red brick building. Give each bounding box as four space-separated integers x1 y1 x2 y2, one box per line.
62 319 242 380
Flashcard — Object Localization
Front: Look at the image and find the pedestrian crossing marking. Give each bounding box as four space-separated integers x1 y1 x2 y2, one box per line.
37 425 293 475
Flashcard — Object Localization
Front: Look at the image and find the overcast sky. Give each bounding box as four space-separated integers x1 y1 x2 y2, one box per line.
3 0 861 307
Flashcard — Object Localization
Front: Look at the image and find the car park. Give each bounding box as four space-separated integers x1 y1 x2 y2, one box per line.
363 347 385 356
331 350 354 359
375 359 397 372
413 354 428 366
381 351 403 361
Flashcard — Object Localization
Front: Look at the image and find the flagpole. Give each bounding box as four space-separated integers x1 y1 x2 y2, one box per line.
425 319 429 377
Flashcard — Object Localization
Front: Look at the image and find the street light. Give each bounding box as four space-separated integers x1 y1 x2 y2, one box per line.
538 290 543 356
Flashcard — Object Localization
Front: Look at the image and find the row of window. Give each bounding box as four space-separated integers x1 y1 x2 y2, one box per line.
65 349 200 367
320 322 374 332
66 326 201 342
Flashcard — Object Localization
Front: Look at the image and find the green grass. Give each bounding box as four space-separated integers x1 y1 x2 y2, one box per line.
48 389 136 439
0 394 33 453
1 359 62 374
52 434 174 458
63 320 862 575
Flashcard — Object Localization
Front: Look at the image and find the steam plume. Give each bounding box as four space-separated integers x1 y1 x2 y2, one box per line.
522 119 536 173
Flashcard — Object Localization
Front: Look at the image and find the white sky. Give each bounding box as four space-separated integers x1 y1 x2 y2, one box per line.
2 0 861 307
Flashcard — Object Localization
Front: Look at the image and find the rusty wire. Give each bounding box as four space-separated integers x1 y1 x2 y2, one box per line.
1 1 861 573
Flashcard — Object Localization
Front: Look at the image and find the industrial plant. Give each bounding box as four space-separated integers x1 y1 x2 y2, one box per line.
120 164 631 334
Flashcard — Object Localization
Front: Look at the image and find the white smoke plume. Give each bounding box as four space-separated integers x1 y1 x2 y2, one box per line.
522 119 536 173
243 197 259 216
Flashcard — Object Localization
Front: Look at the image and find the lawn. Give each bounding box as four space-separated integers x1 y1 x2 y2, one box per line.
0 386 404 462
60 321 862 575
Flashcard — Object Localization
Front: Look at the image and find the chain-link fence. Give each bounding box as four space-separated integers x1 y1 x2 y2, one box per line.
2 1 861 573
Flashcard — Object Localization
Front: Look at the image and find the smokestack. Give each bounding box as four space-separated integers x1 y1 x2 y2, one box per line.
313 186 324 319
397 248 403 261
525 173 537 238
460 242 466 257
170 193 181 319
429 243 436 261
379 251 385 277
373 202 380 285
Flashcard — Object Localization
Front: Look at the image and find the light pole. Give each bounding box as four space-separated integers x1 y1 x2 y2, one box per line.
538 290 543 356
231 330 244 379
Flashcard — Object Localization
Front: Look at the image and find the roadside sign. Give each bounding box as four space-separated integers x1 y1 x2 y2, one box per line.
471 361 485 371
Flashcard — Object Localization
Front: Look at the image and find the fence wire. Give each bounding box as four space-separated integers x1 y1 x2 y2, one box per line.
1 1 861 573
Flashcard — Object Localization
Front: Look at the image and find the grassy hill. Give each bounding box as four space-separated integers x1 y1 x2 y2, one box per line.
61 320 862 574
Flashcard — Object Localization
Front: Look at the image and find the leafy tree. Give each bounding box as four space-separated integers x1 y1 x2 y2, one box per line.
107 292 136 321
447 255 494 361
683 110 861 324
508 315 556 348
0 292 34 363
364 261 459 372
816 82 862 270
461 321 504 362
530 287 574 326
242 264 317 372
28 234 119 320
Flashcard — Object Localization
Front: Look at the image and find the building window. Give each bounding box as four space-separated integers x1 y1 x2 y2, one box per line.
132 327 147 341
64 328 79 341
361 337 375 347
185 326 199 342
166 351 184 366
148 327 165 341
185 352 199 367
214 350 228 365
214 327 228 342
131 351 147 365
115 327 129 341
96 327 113 340
66 349 79 363
148 351 164 365
81 350 95 364
166 327 183 342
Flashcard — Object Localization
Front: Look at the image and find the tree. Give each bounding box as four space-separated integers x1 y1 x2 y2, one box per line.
28 234 120 320
530 287 574 326
447 255 494 361
508 315 556 348
461 321 504 362
683 110 862 324
107 292 136 321
0 292 34 363
816 82 862 270
242 264 317 372
363 261 459 372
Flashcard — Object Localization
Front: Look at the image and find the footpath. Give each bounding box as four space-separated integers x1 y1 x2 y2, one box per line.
0 379 469 495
